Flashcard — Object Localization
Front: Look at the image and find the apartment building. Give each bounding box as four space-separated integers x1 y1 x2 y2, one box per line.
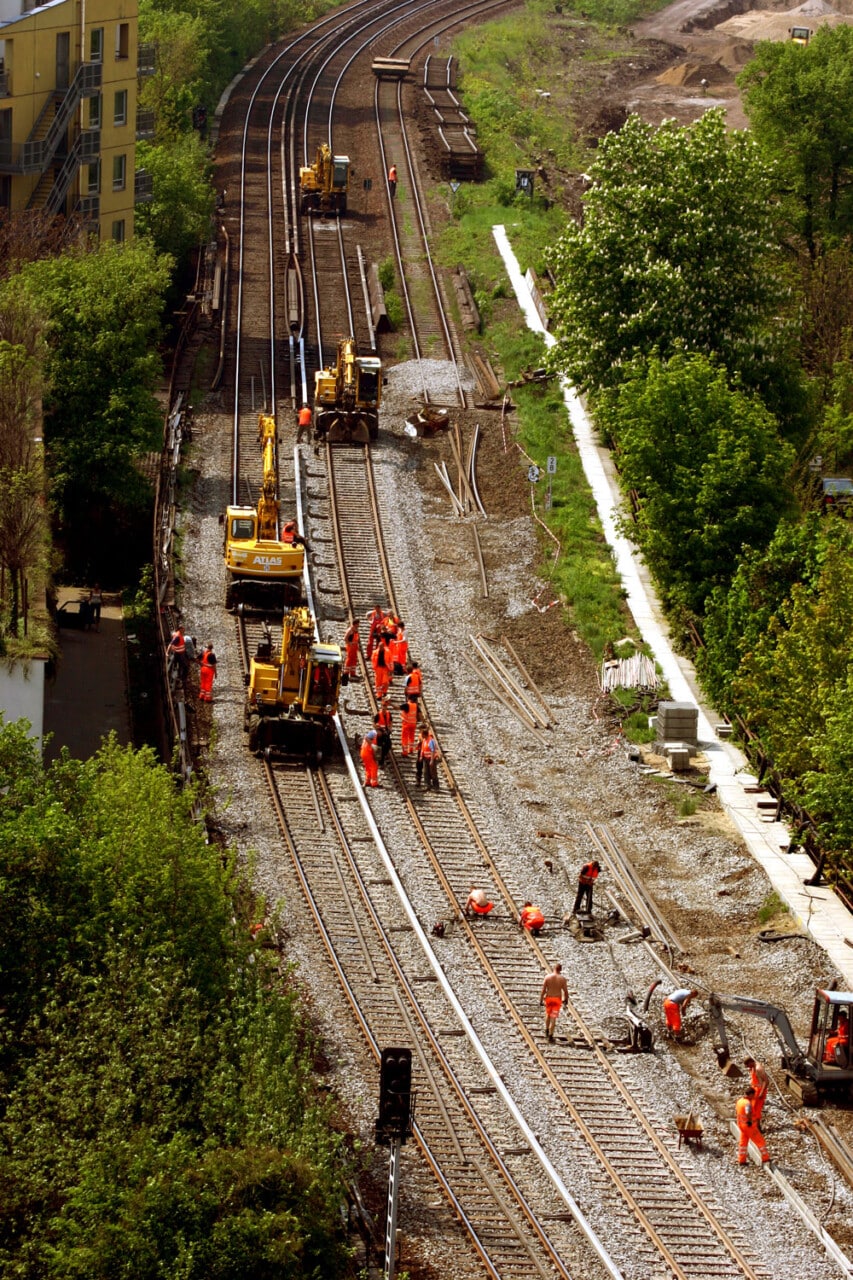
0 0 153 242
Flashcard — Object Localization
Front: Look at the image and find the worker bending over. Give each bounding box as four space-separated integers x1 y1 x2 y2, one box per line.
465 887 494 918
519 902 545 936
663 988 698 1038
572 859 600 914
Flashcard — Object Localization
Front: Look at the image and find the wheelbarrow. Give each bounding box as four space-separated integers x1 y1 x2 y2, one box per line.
674 1112 703 1149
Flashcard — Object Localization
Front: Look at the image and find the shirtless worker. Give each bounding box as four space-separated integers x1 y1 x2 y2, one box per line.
540 962 569 1041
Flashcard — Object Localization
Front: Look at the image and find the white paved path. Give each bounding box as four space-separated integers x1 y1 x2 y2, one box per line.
493 224 853 989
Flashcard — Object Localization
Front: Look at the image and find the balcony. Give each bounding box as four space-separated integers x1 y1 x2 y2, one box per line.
134 169 153 202
138 45 155 77
136 110 155 140
0 70 9 98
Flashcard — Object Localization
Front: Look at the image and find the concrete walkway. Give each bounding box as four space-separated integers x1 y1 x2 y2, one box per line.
493 224 853 990
43 587 131 763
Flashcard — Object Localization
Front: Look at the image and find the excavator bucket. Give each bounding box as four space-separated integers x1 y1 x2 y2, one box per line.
715 1046 740 1076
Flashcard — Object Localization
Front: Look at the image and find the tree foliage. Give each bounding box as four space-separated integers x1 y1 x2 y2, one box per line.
0 727 353 1279
739 26 853 258
597 352 794 617
547 109 791 395
136 135 216 262
6 241 170 562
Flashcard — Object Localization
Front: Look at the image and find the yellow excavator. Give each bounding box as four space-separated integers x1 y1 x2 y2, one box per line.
299 143 350 216
313 336 382 444
223 412 305 612
244 606 342 763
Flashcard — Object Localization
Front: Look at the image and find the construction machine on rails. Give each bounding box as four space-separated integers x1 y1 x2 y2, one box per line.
299 143 349 216
708 988 853 1105
244 606 342 764
223 412 305 612
313 336 382 444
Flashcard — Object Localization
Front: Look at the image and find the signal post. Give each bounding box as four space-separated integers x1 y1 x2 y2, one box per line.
376 1047 413 1280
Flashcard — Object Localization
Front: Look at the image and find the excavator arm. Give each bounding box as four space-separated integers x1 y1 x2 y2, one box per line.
256 414 280 541
707 992 809 1075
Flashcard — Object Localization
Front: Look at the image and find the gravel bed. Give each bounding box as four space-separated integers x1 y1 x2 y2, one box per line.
172 354 853 1280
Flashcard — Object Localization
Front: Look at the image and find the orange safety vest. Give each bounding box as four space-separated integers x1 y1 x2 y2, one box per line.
389 165 397 183
579 862 599 885
736 1097 754 1128
169 631 186 654
402 701 418 727
521 904 545 930
201 649 216 670
372 641 388 669
282 522 297 543
377 707 392 731
406 668 422 696
298 406 312 428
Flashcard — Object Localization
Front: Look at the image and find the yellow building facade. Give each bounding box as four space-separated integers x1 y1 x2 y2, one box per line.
0 0 152 241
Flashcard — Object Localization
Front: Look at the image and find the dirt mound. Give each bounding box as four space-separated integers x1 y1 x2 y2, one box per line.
656 58 733 86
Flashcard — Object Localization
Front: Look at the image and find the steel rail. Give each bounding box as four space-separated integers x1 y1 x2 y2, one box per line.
258 752 590 1280
325 407 766 1280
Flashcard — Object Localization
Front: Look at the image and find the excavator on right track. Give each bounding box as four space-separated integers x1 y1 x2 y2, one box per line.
708 988 853 1105
313 336 382 444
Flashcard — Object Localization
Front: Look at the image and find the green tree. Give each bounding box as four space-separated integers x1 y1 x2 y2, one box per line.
801 669 853 867
739 26 853 258
8 241 171 570
0 728 353 1278
547 110 790 395
734 532 853 785
136 135 216 262
698 514 827 712
598 352 794 618
138 6 209 141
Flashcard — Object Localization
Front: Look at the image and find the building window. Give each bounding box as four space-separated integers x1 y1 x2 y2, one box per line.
87 161 100 194
112 154 126 191
88 94 101 128
115 23 129 60
113 90 127 126
89 27 103 62
111 219 125 243
0 175 10 210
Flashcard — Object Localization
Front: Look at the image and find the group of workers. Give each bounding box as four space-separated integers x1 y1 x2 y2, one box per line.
166 625 218 704
356 603 437 790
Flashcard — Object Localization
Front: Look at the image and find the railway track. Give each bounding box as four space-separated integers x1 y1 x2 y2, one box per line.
319 440 768 1280
216 2 799 1274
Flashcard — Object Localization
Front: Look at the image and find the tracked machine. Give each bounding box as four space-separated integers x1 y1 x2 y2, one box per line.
708 989 853 1105
314 336 382 444
299 143 349 216
223 413 304 612
244 606 342 764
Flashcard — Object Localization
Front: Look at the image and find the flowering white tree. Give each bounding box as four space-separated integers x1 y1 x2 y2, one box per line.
548 109 791 394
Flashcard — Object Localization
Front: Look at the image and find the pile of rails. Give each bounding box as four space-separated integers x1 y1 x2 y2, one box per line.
422 56 483 181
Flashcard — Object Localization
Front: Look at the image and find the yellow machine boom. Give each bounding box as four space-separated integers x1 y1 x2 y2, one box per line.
223 412 305 612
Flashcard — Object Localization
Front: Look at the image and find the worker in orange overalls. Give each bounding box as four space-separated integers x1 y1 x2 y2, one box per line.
519 902 545 936
400 698 418 756
823 1011 850 1063
360 730 379 788
198 643 217 702
736 1087 770 1165
296 403 312 443
405 660 422 703
662 988 698 1037
744 1056 769 1127
343 619 360 679
388 163 398 199
465 887 494 918
366 604 385 658
415 725 439 789
282 519 308 549
391 620 408 675
372 636 391 699
572 859 600 914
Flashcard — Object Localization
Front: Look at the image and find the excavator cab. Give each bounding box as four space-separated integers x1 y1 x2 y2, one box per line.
808 990 852 1072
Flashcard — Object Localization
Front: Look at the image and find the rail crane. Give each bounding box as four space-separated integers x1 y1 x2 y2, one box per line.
313 336 382 444
299 143 349 216
244 606 342 763
223 412 304 612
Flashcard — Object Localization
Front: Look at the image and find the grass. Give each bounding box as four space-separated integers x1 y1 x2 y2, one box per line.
678 794 699 817
426 0 657 659
758 890 789 926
